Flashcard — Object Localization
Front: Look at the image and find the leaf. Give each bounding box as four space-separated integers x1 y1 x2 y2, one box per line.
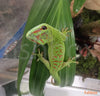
17 0 52 95
18 0 77 96
29 52 50 96
68 0 73 4
46 0 76 86
29 44 50 96
73 0 86 13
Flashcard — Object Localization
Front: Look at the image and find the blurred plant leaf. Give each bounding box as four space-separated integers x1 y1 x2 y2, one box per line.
17 0 77 96
46 0 76 86
73 0 86 13
17 0 52 96
84 0 100 10
29 43 49 96
68 0 72 4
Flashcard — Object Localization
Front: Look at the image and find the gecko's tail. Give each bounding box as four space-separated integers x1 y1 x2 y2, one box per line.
51 73 61 86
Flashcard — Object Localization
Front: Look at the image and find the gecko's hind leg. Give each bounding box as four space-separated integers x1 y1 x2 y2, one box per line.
59 57 78 71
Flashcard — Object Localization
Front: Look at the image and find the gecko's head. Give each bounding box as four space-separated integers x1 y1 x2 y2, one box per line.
26 23 53 45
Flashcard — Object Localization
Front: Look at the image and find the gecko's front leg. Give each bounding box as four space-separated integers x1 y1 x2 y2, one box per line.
62 27 71 36
37 50 50 70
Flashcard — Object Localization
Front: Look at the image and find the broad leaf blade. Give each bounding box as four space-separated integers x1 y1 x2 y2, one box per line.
46 0 76 86
29 47 49 96
68 0 72 4
18 0 76 96
17 0 52 95
29 44 49 96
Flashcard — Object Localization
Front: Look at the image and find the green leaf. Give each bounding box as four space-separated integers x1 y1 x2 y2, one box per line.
73 0 86 13
17 0 52 95
68 0 72 4
29 44 50 96
29 53 50 96
46 0 76 86
17 0 76 96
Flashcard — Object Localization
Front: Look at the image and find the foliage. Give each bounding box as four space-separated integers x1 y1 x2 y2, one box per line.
76 55 97 75
81 9 100 24
17 0 86 96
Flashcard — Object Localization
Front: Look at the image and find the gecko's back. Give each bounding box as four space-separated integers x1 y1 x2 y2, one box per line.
48 31 65 74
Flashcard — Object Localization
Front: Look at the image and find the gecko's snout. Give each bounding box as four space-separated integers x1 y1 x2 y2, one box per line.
26 32 28 38
26 32 31 40
26 31 37 43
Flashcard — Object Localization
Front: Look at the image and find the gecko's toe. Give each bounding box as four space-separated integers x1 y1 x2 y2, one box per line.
65 27 68 31
41 52 44 56
61 28 64 32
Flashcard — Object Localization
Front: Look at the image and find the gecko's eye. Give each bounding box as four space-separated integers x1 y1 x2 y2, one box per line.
42 26 47 30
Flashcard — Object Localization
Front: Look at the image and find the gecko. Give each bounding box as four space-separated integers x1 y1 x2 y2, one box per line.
26 23 77 85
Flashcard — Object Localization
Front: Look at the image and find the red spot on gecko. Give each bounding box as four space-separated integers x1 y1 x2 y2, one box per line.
56 51 58 53
41 33 48 39
58 64 61 68
46 34 48 39
60 49 63 53
54 64 57 66
56 47 58 49
59 61 62 63
40 39 44 43
31 39 35 42
53 66 56 69
59 55 63 58
53 61 58 62
41 33 46 36
32 28 42 33
53 61 62 63
36 35 40 39
54 56 57 58
46 34 48 37
31 39 40 44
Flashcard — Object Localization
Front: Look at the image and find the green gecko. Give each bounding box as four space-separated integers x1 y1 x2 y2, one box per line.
26 23 77 85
